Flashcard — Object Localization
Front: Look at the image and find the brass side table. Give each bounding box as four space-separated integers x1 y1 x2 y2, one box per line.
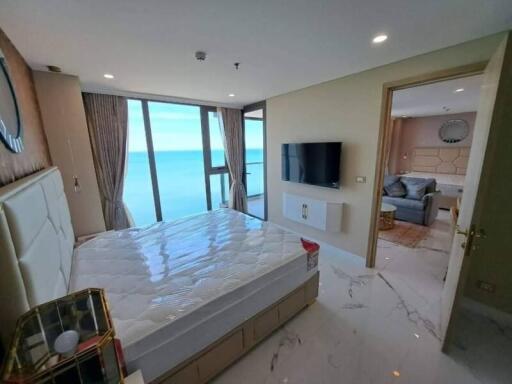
379 203 397 230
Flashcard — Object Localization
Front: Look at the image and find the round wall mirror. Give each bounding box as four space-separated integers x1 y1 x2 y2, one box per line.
0 49 23 153
439 119 469 144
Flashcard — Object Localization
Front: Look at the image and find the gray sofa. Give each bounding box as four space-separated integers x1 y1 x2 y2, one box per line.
382 175 440 226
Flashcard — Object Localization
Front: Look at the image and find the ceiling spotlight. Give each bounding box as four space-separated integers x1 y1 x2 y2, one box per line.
195 51 207 61
401 115 407 118
103 73 114 79
392 370 401 377
454 88 464 93
228 93 235 97
372 34 388 44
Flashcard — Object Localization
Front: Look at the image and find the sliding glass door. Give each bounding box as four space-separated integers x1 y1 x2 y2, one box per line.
243 102 267 220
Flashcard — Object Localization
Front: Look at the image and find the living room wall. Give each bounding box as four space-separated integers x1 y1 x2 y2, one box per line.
266 32 504 259
0 27 50 186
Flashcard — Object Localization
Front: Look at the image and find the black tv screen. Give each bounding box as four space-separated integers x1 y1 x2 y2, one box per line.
281 142 342 188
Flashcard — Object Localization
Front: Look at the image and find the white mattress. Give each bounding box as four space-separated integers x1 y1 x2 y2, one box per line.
69 209 315 382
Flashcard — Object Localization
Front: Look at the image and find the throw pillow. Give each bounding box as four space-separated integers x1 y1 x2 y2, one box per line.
384 181 407 197
401 178 430 200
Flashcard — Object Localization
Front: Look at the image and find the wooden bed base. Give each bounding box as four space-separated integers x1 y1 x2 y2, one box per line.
152 271 320 384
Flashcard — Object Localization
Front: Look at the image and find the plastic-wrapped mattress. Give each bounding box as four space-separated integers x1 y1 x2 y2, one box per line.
69 209 316 381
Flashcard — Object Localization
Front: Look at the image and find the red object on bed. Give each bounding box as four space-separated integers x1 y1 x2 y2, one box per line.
301 238 320 253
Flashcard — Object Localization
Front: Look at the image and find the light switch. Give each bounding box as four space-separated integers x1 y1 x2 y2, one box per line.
355 176 366 183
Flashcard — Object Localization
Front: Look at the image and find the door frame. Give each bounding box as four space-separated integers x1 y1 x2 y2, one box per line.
242 101 268 220
365 62 487 268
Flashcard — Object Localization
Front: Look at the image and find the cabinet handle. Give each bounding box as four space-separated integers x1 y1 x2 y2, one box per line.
302 203 308 219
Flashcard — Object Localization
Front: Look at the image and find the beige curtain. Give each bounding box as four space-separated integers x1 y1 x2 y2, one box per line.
217 107 247 212
83 93 130 230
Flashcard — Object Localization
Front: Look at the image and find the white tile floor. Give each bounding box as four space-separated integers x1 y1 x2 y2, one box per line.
374 210 454 337
213 211 494 383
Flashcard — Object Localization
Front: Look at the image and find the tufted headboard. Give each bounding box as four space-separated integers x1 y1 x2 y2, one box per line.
0 167 74 348
410 147 470 175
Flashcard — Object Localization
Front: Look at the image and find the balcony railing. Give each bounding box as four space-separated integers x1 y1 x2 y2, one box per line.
217 161 264 204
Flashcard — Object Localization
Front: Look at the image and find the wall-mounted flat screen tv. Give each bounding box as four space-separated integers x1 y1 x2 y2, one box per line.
281 142 342 189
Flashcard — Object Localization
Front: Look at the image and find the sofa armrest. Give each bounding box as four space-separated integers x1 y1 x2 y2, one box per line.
422 191 441 225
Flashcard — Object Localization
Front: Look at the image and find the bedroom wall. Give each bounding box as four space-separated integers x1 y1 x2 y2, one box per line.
33 71 106 237
391 112 476 174
0 27 50 186
266 33 504 259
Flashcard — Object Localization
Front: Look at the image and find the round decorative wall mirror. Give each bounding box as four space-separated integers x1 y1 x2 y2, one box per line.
439 119 469 144
0 49 23 153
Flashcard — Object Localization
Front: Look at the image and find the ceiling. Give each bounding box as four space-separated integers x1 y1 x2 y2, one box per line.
391 74 483 117
1 1 511 107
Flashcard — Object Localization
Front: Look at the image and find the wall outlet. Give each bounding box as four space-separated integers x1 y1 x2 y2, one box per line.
476 280 496 293
355 176 366 184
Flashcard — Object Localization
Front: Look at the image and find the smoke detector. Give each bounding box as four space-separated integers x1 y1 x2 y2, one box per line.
195 51 207 61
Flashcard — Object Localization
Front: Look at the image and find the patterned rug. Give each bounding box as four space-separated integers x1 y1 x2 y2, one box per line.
378 220 429 248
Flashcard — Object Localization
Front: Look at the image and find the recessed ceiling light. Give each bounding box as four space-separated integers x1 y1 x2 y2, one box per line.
104 73 114 79
454 88 464 93
392 370 401 377
372 34 388 44
228 93 235 97
401 115 407 118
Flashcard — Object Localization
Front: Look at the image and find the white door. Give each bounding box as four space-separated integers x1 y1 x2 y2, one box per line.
440 35 511 348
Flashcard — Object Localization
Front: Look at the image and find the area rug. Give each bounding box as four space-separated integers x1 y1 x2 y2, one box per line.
378 220 429 248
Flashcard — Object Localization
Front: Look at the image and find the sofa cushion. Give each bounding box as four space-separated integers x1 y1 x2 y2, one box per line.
401 177 435 200
384 181 407 197
384 175 400 188
382 196 425 211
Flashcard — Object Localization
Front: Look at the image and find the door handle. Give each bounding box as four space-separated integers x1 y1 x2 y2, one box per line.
456 225 485 250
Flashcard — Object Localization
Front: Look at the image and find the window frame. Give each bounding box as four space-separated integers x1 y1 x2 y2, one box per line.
242 101 267 221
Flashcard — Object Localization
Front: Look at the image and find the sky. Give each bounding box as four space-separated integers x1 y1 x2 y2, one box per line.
127 100 263 152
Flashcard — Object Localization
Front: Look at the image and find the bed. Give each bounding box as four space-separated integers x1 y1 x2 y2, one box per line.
0 167 319 383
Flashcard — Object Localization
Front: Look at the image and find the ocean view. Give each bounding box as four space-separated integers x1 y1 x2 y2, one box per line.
124 149 264 226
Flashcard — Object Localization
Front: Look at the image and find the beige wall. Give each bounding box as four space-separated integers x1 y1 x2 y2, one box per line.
266 33 504 258
0 27 50 185
33 71 105 237
390 112 476 174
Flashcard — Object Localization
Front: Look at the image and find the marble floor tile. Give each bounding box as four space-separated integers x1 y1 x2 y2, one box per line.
449 305 512 384
213 241 485 384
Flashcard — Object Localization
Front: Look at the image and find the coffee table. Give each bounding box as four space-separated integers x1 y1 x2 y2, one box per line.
380 203 397 230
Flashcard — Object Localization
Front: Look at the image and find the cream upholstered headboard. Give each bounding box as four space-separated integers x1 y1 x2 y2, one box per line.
410 147 470 175
0 167 74 348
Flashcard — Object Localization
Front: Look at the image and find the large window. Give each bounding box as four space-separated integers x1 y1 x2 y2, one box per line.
148 102 207 220
124 100 231 226
123 100 156 226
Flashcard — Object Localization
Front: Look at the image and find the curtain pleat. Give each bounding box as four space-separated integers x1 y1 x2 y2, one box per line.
83 93 130 230
218 107 248 213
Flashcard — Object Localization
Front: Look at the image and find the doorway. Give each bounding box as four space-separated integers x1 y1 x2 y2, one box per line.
368 35 512 384
374 74 483 324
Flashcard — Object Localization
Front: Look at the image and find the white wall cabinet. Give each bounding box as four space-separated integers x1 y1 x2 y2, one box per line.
283 193 342 232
